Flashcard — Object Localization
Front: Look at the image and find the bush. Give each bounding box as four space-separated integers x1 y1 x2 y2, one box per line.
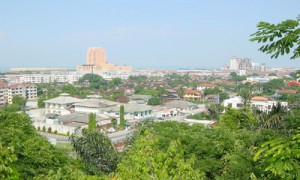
54 130 58 134
37 126 41 131
47 127 52 133
42 126 46 132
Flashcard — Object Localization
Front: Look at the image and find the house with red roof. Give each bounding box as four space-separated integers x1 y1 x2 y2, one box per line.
287 80 300 87
183 89 202 101
5 83 37 104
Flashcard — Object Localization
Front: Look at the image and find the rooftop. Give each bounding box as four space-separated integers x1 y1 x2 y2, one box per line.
44 93 81 105
165 100 196 109
74 98 117 108
102 104 153 113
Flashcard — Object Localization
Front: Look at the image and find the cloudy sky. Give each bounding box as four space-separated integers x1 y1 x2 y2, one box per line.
0 0 299 69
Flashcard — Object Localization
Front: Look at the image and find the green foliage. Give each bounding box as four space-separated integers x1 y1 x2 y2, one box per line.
207 103 224 120
187 112 211 120
262 79 285 94
103 89 125 101
203 88 222 95
78 74 108 90
60 84 89 98
12 95 27 108
117 133 204 179
219 92 229 101
119 105 126 130
147 97 162 105
120 121 261 179
0 144 18 179
0 112 71 178
88 113 97 131
47 127 52 133
230 73 247 82
70 129 118 175
128 75 147 83
239 87 253 106
110 78 122 87
254 131 300 179
250 17 300 59
1 104 21 112
111 118 117 129
219 107 258 131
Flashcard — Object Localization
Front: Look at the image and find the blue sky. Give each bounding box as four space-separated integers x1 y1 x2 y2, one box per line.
0 0 299 69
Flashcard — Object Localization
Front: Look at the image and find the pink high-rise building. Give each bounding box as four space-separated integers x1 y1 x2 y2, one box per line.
86 47 106 65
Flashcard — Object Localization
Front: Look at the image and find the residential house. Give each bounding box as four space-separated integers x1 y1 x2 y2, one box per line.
74 98 117 113
164 100 198 113
44 93 82 116
101 104 154 120
128 94 152 104
183 89 202 101
251 96 288 113
223 96 288 113
287 80 300 87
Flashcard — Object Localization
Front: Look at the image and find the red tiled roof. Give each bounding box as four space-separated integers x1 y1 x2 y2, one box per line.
251 96 271 101
287 80 300 87
277 89 297 94
0 82 8 87
184 89 202 95
8 83 33 88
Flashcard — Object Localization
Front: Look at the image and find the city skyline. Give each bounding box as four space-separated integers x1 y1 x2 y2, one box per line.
0 1 299 69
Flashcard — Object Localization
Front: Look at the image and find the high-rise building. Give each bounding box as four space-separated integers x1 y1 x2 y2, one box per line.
86 47 106 65
229 56 266 72
77 47 133 73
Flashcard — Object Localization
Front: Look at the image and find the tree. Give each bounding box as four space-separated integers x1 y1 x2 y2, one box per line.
119 105 126 130
70 129 118 175
250 17 300 59
147 97 162 105
12 95 27 109
254 131 300 179
111 118 117 130
110 78 122 87
239 87 252 107
78 74 107 90
88 113 97 131
0 144 18 179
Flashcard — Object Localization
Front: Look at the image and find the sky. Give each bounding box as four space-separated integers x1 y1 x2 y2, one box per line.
0 0 299 70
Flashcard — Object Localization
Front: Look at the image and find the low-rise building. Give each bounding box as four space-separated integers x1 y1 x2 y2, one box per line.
223 96 288 113
0 82 8 106
101 104 154 120
6 83 37 104
183 89 202 101
44 93 82 116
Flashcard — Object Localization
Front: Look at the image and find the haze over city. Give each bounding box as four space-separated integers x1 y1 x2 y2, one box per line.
0 0 299 69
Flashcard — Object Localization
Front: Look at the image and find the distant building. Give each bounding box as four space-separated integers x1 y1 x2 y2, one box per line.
223 96 288 113
229 56 266 71
5 83 37 104
87 47 106 65
0 82 8 106
183 89 202 101
77 47 133 73
9 67 68 72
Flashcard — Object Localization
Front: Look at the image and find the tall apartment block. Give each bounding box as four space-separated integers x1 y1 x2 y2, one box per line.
229 56 266 71
0 83 37 105
0 82 8 106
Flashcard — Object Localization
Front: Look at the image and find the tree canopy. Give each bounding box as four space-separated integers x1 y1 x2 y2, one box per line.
250 17 300 59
